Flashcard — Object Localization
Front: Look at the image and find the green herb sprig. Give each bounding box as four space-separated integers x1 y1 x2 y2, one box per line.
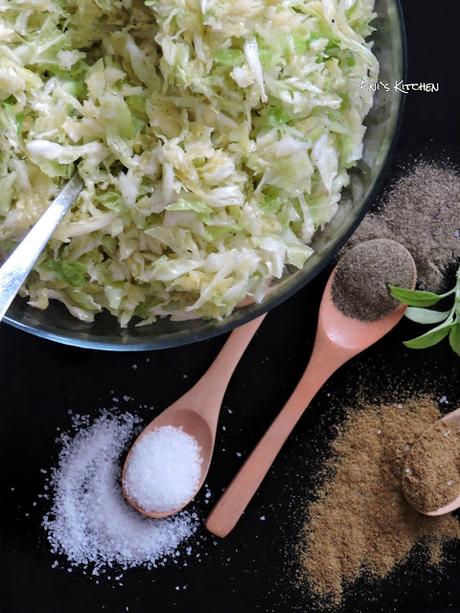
389 265 460 356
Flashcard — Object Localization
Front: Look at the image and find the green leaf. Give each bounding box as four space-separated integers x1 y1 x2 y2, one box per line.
214 49 243 66
95 191 125 212
260 193 283 214
403 322 453 350
16 111 25 134
404 307 452 325
264 105 293 128
166 198 212 223
48 260 87 287
449 324 460 356
389 285 443 307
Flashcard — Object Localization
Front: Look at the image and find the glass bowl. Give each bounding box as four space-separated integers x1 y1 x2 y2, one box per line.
4 0 406 351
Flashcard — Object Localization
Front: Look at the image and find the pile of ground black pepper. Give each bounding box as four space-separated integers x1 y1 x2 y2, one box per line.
298 396 460 606
403 419 460 513
348 161 460 290
332 239 415 321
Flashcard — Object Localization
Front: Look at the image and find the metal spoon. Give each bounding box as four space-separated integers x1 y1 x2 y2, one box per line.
122 314 266 519
0 173 83 321
402 407 460 516
206 260 417 538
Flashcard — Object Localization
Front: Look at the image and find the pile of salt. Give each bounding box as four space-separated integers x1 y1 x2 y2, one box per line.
43 413 198 573
124 426 203 513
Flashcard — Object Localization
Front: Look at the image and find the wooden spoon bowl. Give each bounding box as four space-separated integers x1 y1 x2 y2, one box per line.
121 315 265 519
403 407 460 517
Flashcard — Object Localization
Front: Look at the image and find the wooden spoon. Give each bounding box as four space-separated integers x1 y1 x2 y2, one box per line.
206 263 416 538
403 407 460 517
122 314 265 519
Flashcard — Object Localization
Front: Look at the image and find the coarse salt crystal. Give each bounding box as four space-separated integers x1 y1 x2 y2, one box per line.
43 413 198 573
124 426 202 513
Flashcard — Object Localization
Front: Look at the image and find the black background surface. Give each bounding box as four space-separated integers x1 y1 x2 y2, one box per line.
2 2 460 612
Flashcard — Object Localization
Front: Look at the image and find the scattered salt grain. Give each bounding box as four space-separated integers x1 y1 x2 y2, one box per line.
124 426 202 513
43 413 197 573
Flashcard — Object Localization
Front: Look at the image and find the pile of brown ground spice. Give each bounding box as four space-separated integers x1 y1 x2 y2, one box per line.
348 161 460 291
332 239 415 321
299 397 460 605
403 420 460 513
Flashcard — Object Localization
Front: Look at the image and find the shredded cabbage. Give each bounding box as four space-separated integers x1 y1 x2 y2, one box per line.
0 0 378 326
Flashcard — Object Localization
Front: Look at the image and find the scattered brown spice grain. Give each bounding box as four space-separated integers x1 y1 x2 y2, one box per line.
299 396 460 605
403 420 460 513
348 161 460 291
332 239 415 321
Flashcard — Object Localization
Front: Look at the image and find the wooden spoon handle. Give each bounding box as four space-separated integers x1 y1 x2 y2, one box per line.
185 314 266 422
206 344 348 538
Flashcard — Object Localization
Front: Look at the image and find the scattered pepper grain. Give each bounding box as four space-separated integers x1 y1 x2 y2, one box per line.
349 161 460 290
299 397 460 605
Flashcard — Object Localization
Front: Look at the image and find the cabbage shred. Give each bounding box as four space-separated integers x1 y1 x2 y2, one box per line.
0 0 378 326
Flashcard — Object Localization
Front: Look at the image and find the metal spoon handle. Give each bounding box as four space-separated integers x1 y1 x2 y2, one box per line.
0 173 83 321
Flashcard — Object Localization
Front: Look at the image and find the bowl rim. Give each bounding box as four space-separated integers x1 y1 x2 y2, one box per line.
4 0 407 352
